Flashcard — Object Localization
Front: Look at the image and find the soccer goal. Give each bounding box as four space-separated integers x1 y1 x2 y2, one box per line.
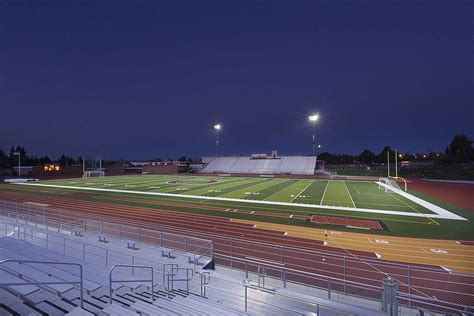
82 157 105 178
82 170 105 178
378 177 402 193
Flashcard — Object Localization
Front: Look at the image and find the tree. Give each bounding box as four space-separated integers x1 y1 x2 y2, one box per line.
378 146 395 164
445 134 473 163
359 149 376 164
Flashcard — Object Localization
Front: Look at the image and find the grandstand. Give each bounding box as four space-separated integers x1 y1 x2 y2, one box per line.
200 156 317 175
0 200 472 315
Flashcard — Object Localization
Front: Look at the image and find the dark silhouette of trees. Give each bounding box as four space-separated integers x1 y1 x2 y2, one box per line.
445 134 473 163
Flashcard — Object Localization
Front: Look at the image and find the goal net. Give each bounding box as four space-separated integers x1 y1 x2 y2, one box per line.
82 157 105 178
378 177 401 193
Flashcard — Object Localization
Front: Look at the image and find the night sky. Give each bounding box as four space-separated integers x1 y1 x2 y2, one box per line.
1 1 472 160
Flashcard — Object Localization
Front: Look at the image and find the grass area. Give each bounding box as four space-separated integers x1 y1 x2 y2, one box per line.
32 175 434 214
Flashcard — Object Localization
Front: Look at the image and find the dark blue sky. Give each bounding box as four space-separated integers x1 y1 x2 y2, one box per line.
1 1 472 160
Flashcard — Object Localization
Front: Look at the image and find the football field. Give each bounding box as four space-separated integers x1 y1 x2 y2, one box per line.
16 174 465 221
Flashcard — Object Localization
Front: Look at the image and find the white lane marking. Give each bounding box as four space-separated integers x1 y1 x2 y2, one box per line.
320 181 329 205
289 180 315 203
343 181 356 208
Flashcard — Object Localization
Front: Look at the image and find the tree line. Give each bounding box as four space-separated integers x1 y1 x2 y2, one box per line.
1 134 472 169
318 134 472 165
0 146 78 170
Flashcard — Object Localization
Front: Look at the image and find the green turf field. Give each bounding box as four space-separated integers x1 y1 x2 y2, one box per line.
2 174 473 239
30 175 435 214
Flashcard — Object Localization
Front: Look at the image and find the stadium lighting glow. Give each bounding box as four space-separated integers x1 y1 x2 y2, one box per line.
308 114 320 156
213 123 222 156
308 114 319 122
318 144 322 148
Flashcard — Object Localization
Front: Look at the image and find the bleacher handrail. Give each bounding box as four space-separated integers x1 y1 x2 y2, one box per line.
0 259 84 309
109 264 154 304
1 218 172 285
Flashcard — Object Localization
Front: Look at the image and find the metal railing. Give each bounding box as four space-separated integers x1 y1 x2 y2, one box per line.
0 200 213 263
109 264 154 303
198 270 358 315
165 266 193 295
0 259 84 309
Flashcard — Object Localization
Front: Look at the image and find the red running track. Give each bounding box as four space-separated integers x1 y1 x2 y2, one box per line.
409 179 474 212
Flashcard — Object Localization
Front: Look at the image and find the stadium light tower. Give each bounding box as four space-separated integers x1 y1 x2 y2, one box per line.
213 123 222 156
308 114 319 156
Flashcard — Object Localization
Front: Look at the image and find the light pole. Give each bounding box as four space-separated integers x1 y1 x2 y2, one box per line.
13 151 21 177
308 114 319 156
213 124 221 157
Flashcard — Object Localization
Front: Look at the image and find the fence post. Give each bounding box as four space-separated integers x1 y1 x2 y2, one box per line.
280 245 283 265
343 256 347 294
63 237 66 254
230 238 233 268
138 228 141 242
132 256 135 276
83 243 86 260
210 240 214 261
160 232 163 247
105 249 108 267
382 279 399 316
407 265 412 308
119 224 122 239
327 279 331 299
244 285 248 312
184 237 188 253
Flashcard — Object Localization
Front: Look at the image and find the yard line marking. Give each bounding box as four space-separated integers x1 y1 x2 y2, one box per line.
289 180 315 203
343 181 356 208
352 184 361 195
320 181 329 205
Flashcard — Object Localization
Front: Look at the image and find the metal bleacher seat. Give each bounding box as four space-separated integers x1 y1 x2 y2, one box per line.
101 303 140 315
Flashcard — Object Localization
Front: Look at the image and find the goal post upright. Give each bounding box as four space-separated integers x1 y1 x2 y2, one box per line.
395 149 398 179
387 151 390 178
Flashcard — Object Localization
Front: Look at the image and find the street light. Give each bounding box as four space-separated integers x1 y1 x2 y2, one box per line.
308 114 319 156
213 124 222 156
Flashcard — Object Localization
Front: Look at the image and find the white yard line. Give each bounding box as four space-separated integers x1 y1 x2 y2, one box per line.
343 181 356 208
15 182 467 220
352 184 361 195
320 181 329 205
289 180 314 203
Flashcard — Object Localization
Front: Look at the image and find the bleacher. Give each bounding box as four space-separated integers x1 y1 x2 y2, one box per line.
0 206 396 316
200 156 317 175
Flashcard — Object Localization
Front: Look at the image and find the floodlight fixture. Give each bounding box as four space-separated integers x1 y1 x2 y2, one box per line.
213 123 222 156
308 113 320 156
